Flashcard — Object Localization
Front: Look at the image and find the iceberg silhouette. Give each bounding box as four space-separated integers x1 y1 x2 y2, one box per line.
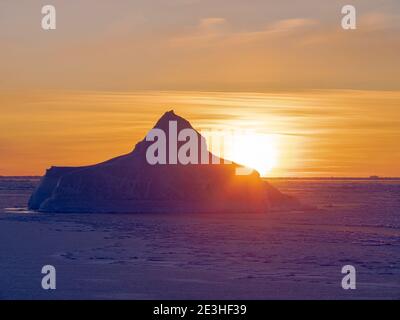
29 111 296 213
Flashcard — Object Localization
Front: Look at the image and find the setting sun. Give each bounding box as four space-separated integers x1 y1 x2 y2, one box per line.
231 133 279 177
205 130 279 177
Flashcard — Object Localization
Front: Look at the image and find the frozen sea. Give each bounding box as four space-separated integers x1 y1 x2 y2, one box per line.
0 177 399 300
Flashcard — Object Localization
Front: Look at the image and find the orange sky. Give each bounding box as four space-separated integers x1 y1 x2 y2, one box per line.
1 90 399 177
0 1 399 176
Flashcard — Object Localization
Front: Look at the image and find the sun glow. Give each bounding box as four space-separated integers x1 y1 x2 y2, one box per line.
206 130 279 177
231 133 279 177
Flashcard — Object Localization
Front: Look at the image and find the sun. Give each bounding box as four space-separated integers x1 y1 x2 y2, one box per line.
205 130 279 177
231 133 279 177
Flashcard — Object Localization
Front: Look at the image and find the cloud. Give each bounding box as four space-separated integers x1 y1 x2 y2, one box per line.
170 17 318 47
169 17 228 46
199 17 227 30
262 18 318 34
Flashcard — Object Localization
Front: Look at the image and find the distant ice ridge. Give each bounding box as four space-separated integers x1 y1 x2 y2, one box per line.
29 111 297 213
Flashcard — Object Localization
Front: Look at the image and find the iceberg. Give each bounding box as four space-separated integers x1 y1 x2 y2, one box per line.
29 111 296 213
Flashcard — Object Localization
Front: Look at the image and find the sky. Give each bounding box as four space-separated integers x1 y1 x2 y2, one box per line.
0 1 399 176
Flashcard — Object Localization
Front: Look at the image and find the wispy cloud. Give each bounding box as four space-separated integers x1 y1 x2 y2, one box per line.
170 17 318 46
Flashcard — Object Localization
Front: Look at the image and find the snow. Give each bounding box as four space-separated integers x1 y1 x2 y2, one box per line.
1 177 399 299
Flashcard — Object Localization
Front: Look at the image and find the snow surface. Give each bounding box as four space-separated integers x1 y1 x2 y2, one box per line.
0 177 399 299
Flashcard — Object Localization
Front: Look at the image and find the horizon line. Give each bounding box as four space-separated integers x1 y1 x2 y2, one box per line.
2 175 400 180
